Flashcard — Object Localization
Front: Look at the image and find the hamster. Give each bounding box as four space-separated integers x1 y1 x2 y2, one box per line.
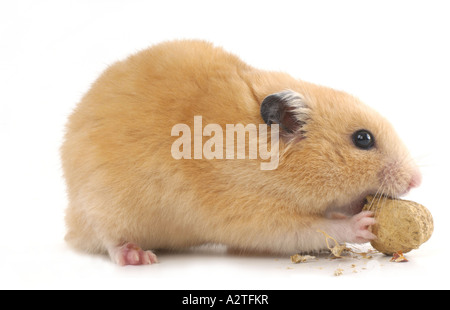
61 40 421 265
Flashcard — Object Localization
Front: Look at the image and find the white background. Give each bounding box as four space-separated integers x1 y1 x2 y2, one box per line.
1 0 449 290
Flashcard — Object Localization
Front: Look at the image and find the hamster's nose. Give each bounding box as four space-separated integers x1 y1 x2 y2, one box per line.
408 170 422 191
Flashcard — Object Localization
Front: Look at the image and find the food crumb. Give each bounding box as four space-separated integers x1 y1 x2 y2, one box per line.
334 268 344 276
317 230 350 258
291 254 316 264
390 251 408 262
360 252 373 259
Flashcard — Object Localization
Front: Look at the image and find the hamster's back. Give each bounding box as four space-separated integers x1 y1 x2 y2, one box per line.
61 40 266 254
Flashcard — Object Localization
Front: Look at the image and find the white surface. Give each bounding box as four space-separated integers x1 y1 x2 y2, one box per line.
1 0 449 290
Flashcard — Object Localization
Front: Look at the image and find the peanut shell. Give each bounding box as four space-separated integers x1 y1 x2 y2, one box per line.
362 196 433 255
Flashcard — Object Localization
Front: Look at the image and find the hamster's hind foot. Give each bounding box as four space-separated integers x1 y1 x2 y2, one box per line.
108 242 158 266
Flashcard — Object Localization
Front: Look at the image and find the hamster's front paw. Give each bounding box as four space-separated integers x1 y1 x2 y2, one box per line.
108 242 158 266
345 211 376 243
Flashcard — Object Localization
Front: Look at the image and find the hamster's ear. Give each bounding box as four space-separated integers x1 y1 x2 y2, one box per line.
260 90 310 136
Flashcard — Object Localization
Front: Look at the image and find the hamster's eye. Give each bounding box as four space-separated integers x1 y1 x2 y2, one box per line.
352 130 375 150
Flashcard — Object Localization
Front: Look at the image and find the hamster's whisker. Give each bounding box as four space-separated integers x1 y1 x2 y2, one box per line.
367 177 386 214
402 152 430 170
412 154 431 169
375 189 385 215
373 177 389 214
412 153 430 164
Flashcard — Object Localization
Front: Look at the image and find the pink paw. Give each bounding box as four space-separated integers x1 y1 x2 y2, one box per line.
346 211 377 243
109 242 158 266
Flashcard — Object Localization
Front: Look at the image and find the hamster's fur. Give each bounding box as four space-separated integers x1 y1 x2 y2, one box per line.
61 40 421 265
